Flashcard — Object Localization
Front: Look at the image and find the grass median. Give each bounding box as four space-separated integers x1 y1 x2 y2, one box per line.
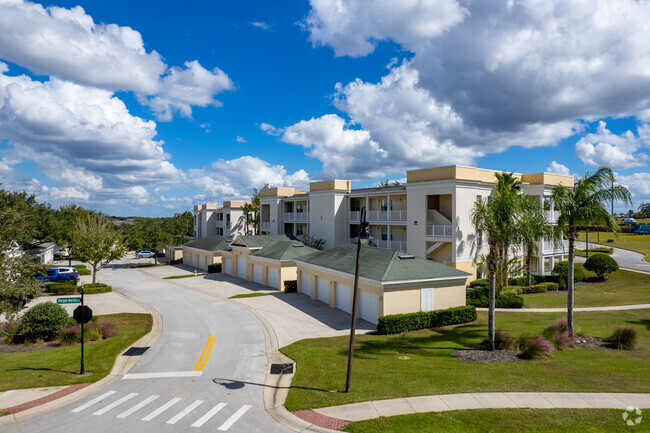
521 266 650 308
0 313 152 391
281 309 649 411
343 408 645 433
577 231 650 261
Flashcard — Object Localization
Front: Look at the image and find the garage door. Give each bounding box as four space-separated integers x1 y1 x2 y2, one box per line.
317 277 330 304
268 267 279 289
224 258 231 275
253 265 264 284
237 257 247 279
359 290 379 324
301 272 311 296
336 282 352 313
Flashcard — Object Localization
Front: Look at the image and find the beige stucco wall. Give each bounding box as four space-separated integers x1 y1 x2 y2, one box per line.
247 256 298 291
454 261 477 281
182 247 221 271
521 172 574 188
310 180 351 192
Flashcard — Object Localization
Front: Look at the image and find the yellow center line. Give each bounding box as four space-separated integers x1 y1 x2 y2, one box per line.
193 335 216 371
197 335 216 371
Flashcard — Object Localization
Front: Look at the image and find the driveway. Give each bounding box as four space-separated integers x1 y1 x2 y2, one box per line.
575 241 650 272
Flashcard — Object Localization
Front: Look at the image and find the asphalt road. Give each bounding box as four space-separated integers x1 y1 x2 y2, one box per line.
576 241 650 272
6 262 293 433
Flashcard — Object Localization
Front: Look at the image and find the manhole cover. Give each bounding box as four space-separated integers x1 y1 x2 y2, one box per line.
270 363 294 374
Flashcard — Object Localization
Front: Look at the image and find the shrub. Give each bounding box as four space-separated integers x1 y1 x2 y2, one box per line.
532 274 557 284
83 283 112 294
376 305 477 335
519 336 555 359
284 280 297 293
500 288 519 296
607 325 638 350
98 322 118 339
495 293 524 309
17 302 69 342
165 260 171 265
207 263 222 273
584 254 619 280
0 320 20 344
542 318 574 350
508 276 527 286
522 283 556 294
493 329 513 350
74 265 91 275
469 279 489 288
45 281 77 295
551 262 586 290
83 324 102 342
58 324 79 345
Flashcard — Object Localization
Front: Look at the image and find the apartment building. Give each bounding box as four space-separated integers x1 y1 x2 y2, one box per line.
193 201 249 239
258 165 573 280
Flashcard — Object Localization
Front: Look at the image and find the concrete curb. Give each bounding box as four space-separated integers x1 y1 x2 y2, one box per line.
0 288 163 426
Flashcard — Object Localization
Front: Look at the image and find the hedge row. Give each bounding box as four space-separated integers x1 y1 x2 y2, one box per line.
469 274 557 289
83 283 112 294
509 282 560 294
74 265 91 275
207 263 222 273
284 280 297 293
45 281 77 295
466 287 524 309
376 305 477 335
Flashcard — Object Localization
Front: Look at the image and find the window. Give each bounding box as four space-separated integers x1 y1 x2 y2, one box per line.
350 199 361 212
509 261 522 277
296 203 303 213
477 230 483 247
476 195 482 204
381 227 391 241
296 225 304 235
476 263 484 280
381 199 388 212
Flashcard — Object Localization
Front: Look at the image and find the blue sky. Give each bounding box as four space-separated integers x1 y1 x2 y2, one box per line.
0 0 649 216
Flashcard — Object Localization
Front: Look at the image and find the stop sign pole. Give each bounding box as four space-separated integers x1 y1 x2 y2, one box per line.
80 283 85 374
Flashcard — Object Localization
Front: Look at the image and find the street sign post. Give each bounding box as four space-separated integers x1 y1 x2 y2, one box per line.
57 297 81 304
73 284 93 375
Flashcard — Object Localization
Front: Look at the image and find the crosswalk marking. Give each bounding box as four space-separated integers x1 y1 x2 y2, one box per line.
191 402 227 428
93 392 138 415
117 395 160 419
141 397 181 421
166 399 204 424
217 405 252 431
71 391 117 413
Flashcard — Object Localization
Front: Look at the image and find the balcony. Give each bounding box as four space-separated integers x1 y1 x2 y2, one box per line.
284 211 309 222
348 238 407 252
545 210 559 223
261 222 270 231
215 220 224 227
543 239 568 253
348 209 407 222
390 209 407 221
426 224 453 238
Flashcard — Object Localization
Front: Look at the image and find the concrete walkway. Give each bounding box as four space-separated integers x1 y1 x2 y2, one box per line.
478 304 650 313
308 392 650 423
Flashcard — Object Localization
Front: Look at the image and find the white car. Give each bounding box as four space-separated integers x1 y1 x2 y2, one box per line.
135 249 155 258
623 218 637 224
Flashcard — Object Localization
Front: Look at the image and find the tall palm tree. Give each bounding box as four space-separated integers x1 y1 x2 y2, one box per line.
472 173 522 350
240 203 254 235
494 173 522 291
552 167 631 336
518 197 555 286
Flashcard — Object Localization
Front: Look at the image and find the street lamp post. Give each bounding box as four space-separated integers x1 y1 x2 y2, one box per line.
345 207 370 393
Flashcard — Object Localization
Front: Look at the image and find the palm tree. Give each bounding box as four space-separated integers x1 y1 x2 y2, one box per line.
518 197 555 286
240 203 254 235
472 173 522 350
552 167 631 336
494 173 522 291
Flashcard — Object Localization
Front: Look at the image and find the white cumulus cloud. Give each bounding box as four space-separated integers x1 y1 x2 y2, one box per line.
546 161 572 176
575 121 647 170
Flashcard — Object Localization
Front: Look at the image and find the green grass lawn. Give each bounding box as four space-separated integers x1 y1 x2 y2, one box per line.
577 231 650 261
343 409 647 433
281 309 649 411
521 266 650 308
162 274 206 279
228 293 271 299
0 313 152 391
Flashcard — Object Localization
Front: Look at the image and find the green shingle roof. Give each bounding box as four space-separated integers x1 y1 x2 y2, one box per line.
231 234 299 249
183 237 231 252
250 241 320 261
294 244 470 282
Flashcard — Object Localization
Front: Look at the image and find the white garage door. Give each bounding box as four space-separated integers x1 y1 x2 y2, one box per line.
359 290 379 324
301 272 311 296
187 253 194 267
317 277 330 304
268 267 279 289
253 265 264 284
224 258 231 275
237 257 247 279
336 283 352 314
421 288 434 312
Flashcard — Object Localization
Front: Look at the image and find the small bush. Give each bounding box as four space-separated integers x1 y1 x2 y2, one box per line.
17 302 69 342
522 283 555 294
584 254 619 280
45 281 77 295
98 322 118 339
207 263 222 273
74 265 91 275
542 318 574 350
466 287 523 308
493 329 513 350
83 324 102 342
0 320 20 344
519 336 555 359
469 279 489 288
58 324 79 345
607 325 638 350
83 283 112 294
551 262 586 290
495 293 524 308
508 276 527 286
284 280 297 293
532 274 557 284
376 305 477 335
165 260 171 265
500 288 519 296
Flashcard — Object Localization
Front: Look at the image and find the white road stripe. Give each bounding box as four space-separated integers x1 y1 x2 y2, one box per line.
191 402 227 428
117 395 160 419
71 391 117 413
123 371 202 379
141 397 181 421
93 393 138 415
217 405 252 431
166 400 204 425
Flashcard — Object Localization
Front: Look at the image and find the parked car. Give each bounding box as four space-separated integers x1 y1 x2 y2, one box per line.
135 249 155 258
623 217 637 224
36 267 80 282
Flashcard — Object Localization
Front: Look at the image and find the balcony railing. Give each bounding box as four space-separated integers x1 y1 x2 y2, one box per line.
215 220 224 227
261 222 270 231
284 212 309 222
542 239 568 253
348 209 407 222
390 209 407 221
349 238 407 252
426 224 453 238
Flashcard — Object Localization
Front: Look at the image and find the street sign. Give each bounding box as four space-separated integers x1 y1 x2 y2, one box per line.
57 297 81 304
73 305 93 324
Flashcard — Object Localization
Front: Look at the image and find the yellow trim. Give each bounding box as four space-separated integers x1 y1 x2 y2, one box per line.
193 335 216 371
